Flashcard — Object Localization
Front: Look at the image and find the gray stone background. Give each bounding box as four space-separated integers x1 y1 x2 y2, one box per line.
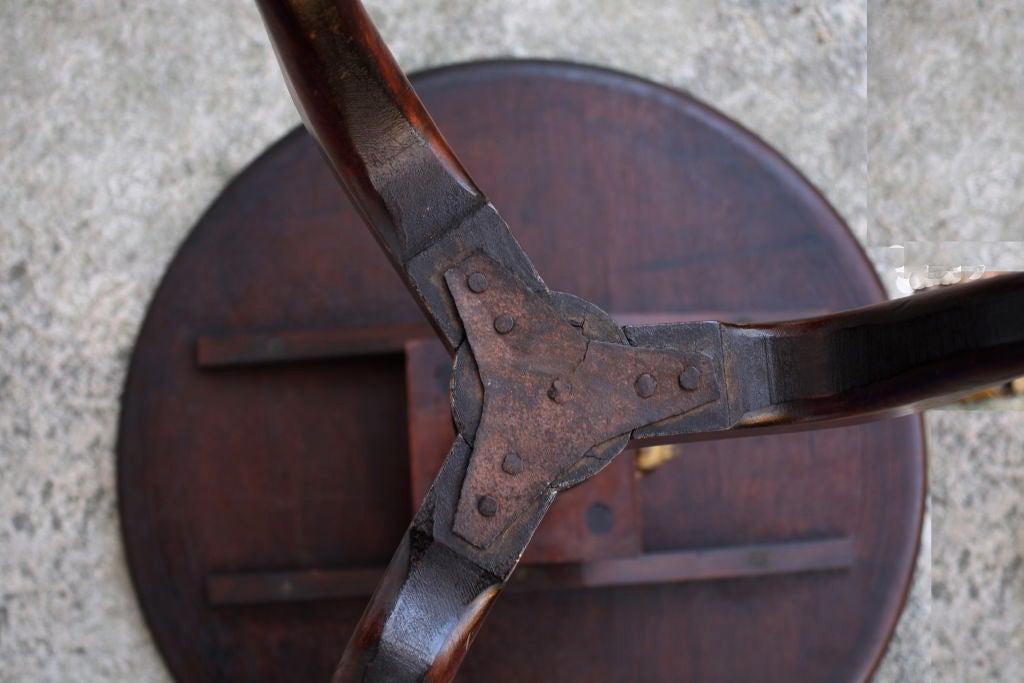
1 1 1021 681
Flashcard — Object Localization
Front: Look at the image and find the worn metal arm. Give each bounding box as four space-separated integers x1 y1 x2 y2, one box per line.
331 437 552 682
627 272 1024 445
255 0 548 351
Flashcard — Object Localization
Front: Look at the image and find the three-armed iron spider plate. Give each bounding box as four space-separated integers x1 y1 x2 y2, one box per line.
119 61 924 682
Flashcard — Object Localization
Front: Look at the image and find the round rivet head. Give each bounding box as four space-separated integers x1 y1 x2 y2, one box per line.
478 495 498 517
467 272 488 293
493 314 515 334
502 452 524 475
585 502 615 535
547 379 573 404
266 337 286 354
635 373 657 398
679 366 701 391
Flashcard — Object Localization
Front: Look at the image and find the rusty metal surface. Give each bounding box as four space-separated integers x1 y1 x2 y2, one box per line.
446 252 719 548
405 337 644 565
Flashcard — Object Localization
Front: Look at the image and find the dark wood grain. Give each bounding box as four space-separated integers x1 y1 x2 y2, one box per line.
118 61 925 682
204 537 855 606
197 322 434 368
254 0 548 351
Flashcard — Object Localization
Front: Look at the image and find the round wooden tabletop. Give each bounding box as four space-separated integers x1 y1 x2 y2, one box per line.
119 60 924 682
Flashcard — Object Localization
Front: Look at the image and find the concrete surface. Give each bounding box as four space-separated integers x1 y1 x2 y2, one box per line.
0 1 1020 681
929 411 1024 682
869 0 1024 288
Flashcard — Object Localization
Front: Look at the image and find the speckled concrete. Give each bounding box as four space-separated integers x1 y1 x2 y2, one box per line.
928 411 1024 682
0 1 1020 681
868 0 1024 286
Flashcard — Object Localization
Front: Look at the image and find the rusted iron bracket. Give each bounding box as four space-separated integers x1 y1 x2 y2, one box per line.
446 252 721 548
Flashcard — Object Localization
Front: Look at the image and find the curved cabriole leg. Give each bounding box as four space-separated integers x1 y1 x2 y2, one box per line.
627 272 1024 445
254 2 556 679
255 0 548 353
331 438 553 682
332 532 499 682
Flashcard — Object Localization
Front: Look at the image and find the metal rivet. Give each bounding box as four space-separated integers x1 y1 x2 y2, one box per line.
547 379 572 404
635 373 657 398
478 495 498 517
748 549 771 569
467 272 488 293
493 314 515 334
502 452 524 475
679 366 701 391
266 337 286 354
585 502 615 535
